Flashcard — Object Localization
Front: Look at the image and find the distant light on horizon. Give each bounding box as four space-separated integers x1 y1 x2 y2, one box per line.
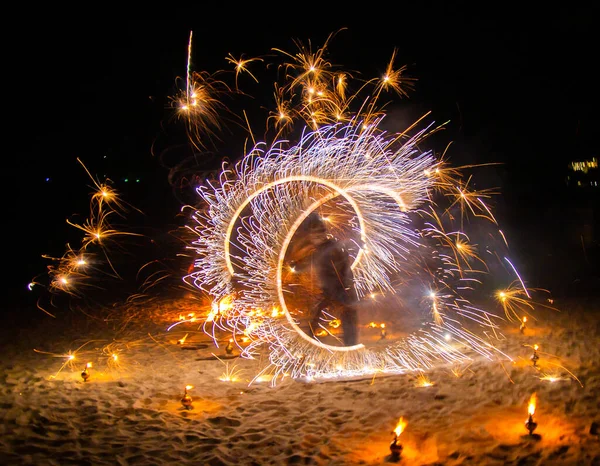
570 157 597 173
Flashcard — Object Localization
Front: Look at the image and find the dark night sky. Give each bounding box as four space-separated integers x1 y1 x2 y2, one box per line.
9 8 599 304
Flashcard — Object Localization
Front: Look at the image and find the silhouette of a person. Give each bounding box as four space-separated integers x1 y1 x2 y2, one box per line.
292 213 359 346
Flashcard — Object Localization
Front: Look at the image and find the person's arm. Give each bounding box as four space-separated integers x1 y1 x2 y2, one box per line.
289 253 312 273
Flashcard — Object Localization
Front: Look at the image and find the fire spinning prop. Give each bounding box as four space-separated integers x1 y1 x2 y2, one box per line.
179 30 529 384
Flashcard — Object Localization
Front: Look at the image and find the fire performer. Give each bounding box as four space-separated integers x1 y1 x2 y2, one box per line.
291 213 359 346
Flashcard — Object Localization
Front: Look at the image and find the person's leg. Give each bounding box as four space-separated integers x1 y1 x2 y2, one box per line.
341 305 358 346
309 298 329 337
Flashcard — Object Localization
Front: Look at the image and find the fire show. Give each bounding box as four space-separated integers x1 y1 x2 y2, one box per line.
182 31 516 383
7 16 599 466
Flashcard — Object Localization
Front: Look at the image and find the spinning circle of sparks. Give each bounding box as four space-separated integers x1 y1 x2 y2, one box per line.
185 116 509 383
174 30 521 384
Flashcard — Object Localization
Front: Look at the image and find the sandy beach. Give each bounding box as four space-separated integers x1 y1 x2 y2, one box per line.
1 294 598 466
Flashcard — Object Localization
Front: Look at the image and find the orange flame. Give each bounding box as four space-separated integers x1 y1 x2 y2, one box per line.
528 392 537 416
393 417 407 437
522 316 527 323
533 344 539 351
185 385 193 391
86 362 92 368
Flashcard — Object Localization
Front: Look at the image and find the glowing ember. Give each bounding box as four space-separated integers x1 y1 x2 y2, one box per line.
416 373 434 387
540 375 560 383
254 374 274 383
218 362 242 382
328 319 341 329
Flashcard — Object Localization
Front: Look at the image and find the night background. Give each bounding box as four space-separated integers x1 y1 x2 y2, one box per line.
2 8 600 466
9 9 599 309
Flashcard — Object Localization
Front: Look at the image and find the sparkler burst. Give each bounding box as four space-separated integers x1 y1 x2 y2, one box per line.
30 157 145 318
174 31 531 384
